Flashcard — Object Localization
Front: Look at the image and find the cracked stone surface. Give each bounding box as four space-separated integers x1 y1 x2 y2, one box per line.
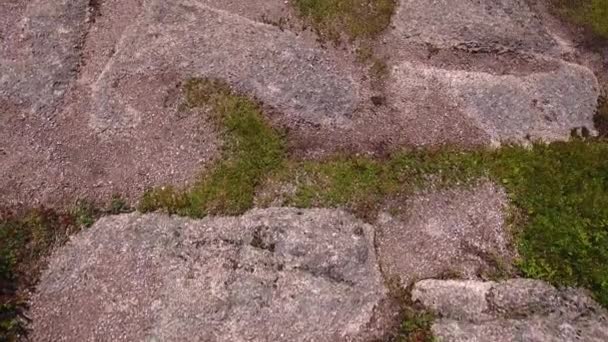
30 208 388 341
412 279 608 341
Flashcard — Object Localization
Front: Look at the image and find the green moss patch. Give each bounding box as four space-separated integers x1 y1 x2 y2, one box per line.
494 142 608 307
139 79 285 217
551 0 608 39
293 0 397 42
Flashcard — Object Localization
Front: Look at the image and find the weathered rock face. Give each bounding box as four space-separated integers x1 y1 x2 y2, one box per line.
91 0 357 136
394 0 558 53
30 209 387 341
377 182 515 287
412 279 608 341
0 0 88 116
386 0 601 145
389 60 599 145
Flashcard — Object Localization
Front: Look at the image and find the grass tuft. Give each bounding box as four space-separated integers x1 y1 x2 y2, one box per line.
139 78 285 217
293 0 397 42
551 0 608 39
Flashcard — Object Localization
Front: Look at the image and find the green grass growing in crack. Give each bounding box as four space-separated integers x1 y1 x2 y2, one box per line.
263 141 608 307
551 0 608 39
138 78 285 217
293 0 397 42
383 278 436 342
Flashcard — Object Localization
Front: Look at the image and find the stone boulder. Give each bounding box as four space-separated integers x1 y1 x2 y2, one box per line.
90 0 357 136
412 279 608 341
388 60 599 145
386 0 601 145
30 208 387 341
377 182 515 287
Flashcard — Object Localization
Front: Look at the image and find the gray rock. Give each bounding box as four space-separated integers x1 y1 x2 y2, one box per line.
30 208 387 341
90 0 357 136
388 60 599 145
412 280 496 322
412 279 608 342
377 181 515 287
0 0 88 116
393 0 557 53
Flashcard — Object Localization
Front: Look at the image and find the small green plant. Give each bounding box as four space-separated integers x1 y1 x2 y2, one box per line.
551 0 608 39
382 278 436 342
395 309 436 342
139 78 285 217
108 195 132 215
71 200 98 228
0 303 25 342
294 0 397 42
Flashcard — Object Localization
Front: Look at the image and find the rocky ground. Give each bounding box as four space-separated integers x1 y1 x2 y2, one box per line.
2 0 608 341
1 0 606 207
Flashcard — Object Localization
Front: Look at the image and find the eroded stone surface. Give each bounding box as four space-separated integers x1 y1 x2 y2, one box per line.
377 181 515 287
30 208 387 341
388 60 600 145
0 0 88 116
393 0 557 53
412 279 608 342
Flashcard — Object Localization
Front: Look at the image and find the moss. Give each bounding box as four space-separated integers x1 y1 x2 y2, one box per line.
272 150 486 218
294 0 397 42
356 43 391 86
139 78 285 217
551 0 608 39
